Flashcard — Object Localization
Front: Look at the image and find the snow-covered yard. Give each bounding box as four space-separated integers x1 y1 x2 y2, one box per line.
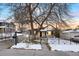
48 38 79 52
11 43 42 50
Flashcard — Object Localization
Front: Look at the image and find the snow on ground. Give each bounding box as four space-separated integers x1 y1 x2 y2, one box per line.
48 38 79 52
48 38 76 45
50 45 79 52
11 43 42 50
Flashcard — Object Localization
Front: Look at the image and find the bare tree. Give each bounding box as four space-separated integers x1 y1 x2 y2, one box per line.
10 3 70 42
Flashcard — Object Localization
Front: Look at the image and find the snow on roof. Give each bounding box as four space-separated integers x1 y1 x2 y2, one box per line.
40 28 53 31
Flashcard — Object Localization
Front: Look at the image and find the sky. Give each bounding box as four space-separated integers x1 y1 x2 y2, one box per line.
69 3 79 19
0 4 11 20
66 3 79 28
0 3 79 27
0 3 79 19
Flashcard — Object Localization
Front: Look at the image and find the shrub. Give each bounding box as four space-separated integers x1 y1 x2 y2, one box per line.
54 28 61 38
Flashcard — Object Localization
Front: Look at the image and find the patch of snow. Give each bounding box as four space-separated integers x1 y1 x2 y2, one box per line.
11 43 27 48
50 44 79 52
48 38 79 52
11 43 42 50
29 44 42 49
48 38 76 45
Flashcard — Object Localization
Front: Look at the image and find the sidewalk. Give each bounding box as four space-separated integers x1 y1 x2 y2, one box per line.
0 40 12 49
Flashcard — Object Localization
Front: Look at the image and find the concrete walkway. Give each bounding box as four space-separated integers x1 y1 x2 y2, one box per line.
0 40 12 49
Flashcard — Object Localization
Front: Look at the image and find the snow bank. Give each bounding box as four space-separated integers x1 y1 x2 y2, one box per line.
50 44 79 52
11 43 42 50
48 38 79 52
48 38 76 45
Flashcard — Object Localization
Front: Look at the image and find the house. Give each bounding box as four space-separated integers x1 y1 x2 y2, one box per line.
0 20 15 39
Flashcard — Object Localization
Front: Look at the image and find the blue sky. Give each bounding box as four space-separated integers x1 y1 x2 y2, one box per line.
70 4 79 12
0 3 79 21
69 4 79 19
0 4 11 20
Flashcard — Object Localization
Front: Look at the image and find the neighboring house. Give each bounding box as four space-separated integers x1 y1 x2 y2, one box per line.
60 30 79 41
0 20 15 33
0 20 15 39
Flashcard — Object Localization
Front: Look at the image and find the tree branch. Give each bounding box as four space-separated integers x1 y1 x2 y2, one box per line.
31 3 39 13
41 3 56 26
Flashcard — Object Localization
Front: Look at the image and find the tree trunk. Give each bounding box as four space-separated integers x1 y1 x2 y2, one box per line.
29 4 35 42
